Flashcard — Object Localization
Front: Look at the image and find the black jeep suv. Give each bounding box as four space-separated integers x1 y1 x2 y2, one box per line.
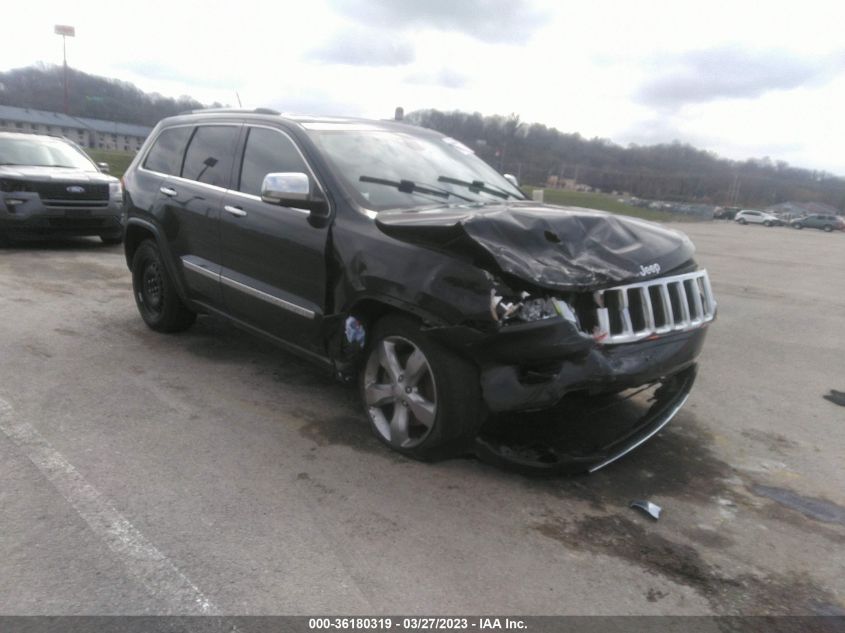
0 131 124 243
122 109 716 470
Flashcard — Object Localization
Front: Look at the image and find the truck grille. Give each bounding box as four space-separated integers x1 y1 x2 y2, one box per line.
593 270 716 345
35 182 109 200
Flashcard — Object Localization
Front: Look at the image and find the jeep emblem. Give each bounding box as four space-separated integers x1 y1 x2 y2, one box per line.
67 185 85 194
639 263 661 277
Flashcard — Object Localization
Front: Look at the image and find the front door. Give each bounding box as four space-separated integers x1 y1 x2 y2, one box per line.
219 125 329 354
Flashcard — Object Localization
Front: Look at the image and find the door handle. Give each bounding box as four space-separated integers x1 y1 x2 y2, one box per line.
223 205 247 217
159 186 177 197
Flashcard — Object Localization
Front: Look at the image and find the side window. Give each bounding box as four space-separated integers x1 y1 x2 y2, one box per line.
238 127 309 197
182 125 239 188
143 127 192 176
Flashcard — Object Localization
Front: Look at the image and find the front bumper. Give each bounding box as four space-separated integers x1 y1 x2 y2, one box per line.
1 194 123 236
430 317 708 413
474 364 697 475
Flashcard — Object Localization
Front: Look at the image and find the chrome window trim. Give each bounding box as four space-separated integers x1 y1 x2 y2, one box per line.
225 189 309 215
139 122 328 217
138 122 240 188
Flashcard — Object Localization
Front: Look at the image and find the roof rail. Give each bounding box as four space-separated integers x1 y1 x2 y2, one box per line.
179 107 281 116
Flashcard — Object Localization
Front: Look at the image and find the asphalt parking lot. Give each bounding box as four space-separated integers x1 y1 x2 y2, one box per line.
0 222 843 616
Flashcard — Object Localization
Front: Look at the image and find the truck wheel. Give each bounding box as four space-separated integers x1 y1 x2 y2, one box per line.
360 314 484 461
131 239 196 332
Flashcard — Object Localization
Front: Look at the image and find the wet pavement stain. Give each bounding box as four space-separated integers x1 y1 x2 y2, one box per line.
751 485 845 526
533 513 840 615
741 429 799 456
517 412 742 514
294 407 403 461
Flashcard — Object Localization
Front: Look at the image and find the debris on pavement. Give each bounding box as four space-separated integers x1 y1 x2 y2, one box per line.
822 389 845 407
630 500 662 520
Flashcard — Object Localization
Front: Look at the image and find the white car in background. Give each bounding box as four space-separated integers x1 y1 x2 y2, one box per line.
735 209 781 227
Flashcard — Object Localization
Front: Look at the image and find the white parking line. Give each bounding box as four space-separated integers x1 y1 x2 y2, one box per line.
0 397 217 615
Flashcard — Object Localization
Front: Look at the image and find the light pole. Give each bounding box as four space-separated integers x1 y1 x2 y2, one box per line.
54 25 75 114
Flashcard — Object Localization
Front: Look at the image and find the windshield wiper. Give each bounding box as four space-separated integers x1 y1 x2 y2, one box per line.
437 176 513 200
359 175 475 202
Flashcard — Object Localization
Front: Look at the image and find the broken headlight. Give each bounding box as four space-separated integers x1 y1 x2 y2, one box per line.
491 291 580 327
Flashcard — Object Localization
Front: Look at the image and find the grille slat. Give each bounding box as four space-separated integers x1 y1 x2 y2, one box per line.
593 270 716 344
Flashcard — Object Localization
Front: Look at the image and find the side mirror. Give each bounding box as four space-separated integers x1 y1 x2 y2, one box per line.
97 162 110 174
261 172 330 224
503 173 519 188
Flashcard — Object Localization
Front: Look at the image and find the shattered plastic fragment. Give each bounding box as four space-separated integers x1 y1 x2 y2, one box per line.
344 316 366 346
630 500 662 520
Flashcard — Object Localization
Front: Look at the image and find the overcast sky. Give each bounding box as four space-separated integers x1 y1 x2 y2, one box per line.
4 0 845 174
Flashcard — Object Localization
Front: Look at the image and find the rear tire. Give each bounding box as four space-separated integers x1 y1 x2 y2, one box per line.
764 221 772 227
131 239 196 332
823 225 833 232
360 314 484 461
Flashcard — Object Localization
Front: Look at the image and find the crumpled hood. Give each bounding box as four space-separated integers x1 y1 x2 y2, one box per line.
375 202 695 291
0 165 116 183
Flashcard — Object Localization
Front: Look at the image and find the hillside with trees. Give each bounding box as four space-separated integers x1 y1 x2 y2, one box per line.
408 109 845 211
0 64 221 127
1 65 841 210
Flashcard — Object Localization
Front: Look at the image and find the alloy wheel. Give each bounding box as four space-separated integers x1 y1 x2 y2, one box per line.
363 336 438 449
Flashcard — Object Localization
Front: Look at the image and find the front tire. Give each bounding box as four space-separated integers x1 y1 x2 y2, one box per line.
131 239 196 332
360 314 484 461
764 221 772 227
738 218 747 225
823 225 833 232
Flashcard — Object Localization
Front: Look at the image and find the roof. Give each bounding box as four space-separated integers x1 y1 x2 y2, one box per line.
0 104 151 137
165 108 429 135
0 104 80 128
71 115 151 137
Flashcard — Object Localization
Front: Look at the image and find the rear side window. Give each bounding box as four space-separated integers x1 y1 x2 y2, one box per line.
238 127 309 197
182 125 239 188
143 127 192 176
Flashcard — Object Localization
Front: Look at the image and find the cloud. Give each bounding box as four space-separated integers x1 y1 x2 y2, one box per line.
404 68 469 89
327 0 549 44
636 47 844 109
306 28 414 66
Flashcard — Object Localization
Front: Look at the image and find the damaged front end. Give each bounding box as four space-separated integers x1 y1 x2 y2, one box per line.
332 200 715 471
428 265 714 414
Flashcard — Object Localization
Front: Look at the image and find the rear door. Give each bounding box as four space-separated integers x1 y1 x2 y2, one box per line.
219 124 330 353
158 124 240 308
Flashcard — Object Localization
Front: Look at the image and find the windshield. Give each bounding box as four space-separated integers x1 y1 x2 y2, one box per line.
0 136 98 171
305 126 525 211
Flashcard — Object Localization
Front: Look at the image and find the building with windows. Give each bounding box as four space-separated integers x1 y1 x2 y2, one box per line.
0 104 151 152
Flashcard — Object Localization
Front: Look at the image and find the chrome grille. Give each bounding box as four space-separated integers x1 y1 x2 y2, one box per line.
593 270 716 344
